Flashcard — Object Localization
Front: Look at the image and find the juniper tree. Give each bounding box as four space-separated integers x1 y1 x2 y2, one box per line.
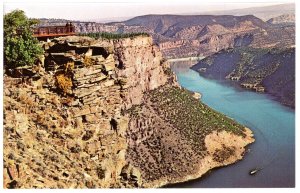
4 10 43 68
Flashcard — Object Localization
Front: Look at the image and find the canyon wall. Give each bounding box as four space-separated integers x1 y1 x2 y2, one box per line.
4 36 253 188
39 14 295 59
3 35 169 188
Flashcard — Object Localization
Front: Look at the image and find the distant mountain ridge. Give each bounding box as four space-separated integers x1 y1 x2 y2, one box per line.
36 8 295 59
122 14 268 32
267 14 295 25
199 3 295 21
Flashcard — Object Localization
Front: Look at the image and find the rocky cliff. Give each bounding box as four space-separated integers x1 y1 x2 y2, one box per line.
4 36 254 188
38 14 295 59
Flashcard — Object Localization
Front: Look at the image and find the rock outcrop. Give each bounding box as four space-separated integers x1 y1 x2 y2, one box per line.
112 37 170 107
4 35 253 188
38 14 295 59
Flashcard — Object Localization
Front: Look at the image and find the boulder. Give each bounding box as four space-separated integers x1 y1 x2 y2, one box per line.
14 112 29 136
103 62 115 71
103 80 115 87
192 92 202 100
85 48 93 57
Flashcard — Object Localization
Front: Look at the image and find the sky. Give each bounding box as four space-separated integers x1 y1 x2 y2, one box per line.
3 0 295 22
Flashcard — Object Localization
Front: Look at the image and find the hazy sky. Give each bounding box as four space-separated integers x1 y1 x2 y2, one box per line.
3 0 295 22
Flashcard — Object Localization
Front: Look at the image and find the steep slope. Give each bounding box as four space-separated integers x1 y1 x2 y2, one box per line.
191 47 295 108
3 36 169 188
4 36 254 188
121 14 293 58
126 86 253 187
197 24 230 37
38 14 295 59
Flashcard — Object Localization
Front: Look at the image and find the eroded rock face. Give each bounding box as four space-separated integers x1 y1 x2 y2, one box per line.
4 35 253 188
39 14 295 59
113 37 169 107
3 36 170 188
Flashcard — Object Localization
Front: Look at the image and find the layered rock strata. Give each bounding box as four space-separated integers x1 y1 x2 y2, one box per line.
4 36 253 188
39 14 295 59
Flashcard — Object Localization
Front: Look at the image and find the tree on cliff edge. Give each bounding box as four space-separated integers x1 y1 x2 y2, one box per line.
4 10 43 69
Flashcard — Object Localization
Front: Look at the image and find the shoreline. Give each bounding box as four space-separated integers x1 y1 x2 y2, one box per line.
144 128 255 188
167 56 205 63
195 70 295 110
